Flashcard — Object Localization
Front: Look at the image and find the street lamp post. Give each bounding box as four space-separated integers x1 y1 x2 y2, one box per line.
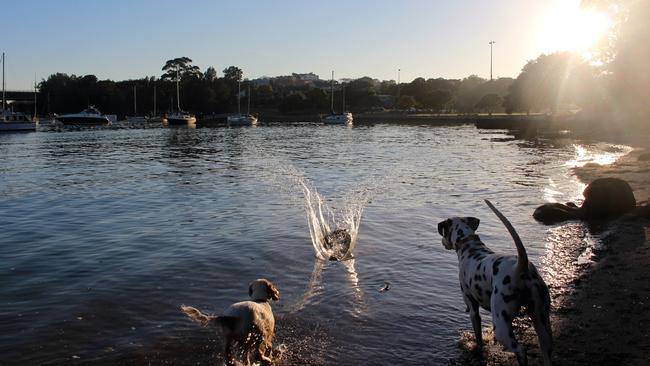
397 68 401 101
489 40 496 81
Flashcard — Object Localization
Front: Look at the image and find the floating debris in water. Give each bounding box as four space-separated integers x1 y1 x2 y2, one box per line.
379 282 391 293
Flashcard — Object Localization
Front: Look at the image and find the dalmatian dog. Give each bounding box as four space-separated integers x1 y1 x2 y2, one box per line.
437 200 552 366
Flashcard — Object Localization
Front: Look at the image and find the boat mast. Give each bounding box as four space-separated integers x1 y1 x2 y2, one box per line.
153 78 157 117
330 70 334 113
237 80 241 115
133 85 137 115
34 73 38 118
176 66 181 112
341 82 345 113
2 52 5 113
247 84 251 115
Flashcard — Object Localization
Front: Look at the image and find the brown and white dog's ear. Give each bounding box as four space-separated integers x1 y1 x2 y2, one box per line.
266 281 280 301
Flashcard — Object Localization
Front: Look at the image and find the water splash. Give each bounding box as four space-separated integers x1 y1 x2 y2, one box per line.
301 179 365 261
257 156 375 261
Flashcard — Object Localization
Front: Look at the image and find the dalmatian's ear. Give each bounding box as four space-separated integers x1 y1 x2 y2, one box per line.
466 217 480 231
438 219 450 236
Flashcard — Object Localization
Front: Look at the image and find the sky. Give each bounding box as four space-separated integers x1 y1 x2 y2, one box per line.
2 0 594 90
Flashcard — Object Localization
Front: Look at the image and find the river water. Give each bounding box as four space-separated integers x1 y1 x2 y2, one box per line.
0 123 629 365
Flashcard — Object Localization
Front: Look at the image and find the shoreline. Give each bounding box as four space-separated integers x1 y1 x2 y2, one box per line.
455 136 650 365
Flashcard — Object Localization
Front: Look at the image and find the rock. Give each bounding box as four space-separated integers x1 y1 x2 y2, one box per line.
533 178 637 224
533 202 582 224
581 178 636 219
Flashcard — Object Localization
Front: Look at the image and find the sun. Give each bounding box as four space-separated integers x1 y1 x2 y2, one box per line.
538 0 613 57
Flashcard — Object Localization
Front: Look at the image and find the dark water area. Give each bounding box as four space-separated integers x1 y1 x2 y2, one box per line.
0 124 630 365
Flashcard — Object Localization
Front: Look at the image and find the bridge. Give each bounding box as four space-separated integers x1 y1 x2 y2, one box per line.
1 89 38 102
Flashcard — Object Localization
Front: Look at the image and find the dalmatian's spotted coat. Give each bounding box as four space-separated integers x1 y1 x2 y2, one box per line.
438 200 552 366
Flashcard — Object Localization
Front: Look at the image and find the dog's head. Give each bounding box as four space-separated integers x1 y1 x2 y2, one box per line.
437 217 480 250
249 278 280 302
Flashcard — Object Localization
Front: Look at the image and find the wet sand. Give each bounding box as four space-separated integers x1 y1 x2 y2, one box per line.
455 141 650 365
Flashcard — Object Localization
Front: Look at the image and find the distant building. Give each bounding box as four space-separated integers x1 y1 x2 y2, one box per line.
292 73 319 82
252 77 271 86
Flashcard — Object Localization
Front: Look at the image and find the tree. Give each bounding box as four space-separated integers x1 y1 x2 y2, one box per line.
345 77 381 111
161 57 201 81
222 66 243 82
396 95 417 110
306 88 329 110
584 0 650 125
475 93 502 115
401 77 428 104
422 90 453 112
454 75 487 113
503 52 586 114
204 66 218 82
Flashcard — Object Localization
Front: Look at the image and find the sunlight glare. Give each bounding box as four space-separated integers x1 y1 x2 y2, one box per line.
538 1 613 56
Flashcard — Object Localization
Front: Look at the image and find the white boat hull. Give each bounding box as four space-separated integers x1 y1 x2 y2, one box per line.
227 114 257 125
166 115 196 125
323 113 353 124
0 121 36 132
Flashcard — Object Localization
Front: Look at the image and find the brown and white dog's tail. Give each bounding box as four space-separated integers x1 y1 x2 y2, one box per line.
180 305 239 330
180 305 217 327
484 200 529 277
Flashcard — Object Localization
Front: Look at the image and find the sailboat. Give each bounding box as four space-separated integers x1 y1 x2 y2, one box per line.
166 68 196 125
0 52 37 132
227 80 257 125
323 71 353 125
126 85 148 124
148 78 164 123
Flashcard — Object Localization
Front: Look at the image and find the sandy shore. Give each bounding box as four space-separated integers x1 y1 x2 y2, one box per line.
455 136 650 365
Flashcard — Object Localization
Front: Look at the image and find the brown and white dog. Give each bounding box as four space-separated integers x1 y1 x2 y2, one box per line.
181 278 280 366
437 200 552 366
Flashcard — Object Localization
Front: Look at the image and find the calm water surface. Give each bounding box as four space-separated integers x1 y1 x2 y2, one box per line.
0 124 626 365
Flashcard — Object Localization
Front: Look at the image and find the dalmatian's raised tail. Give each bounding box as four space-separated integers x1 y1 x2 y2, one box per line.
484 200 529 277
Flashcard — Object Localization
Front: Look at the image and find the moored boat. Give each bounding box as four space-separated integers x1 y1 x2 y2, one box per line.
166 111 196 125
322 71 353 125
323 112 353 124
1 111 37 132
166 65 195 126
0 52 36 132
55 107 111 125
227 114 257 125
227 81 257 126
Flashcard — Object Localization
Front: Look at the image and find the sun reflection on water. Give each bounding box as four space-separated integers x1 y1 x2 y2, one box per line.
565 144 632 168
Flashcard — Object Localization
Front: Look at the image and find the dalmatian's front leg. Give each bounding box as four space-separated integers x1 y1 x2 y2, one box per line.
464 295 483 347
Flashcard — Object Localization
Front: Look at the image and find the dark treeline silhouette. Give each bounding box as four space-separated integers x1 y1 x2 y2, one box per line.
37 0 647 124
37 57 516 117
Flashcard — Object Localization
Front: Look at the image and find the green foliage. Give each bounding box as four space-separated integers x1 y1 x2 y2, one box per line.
475 93 502 114
396 95 417 109
161 57 201 81
503 52 590 114
204 67 218 82
222 66 243 82
422 90 453 112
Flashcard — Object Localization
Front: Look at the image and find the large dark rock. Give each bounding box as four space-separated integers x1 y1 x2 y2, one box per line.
534 178 637 224
533 202 583 224
581 177 636 218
